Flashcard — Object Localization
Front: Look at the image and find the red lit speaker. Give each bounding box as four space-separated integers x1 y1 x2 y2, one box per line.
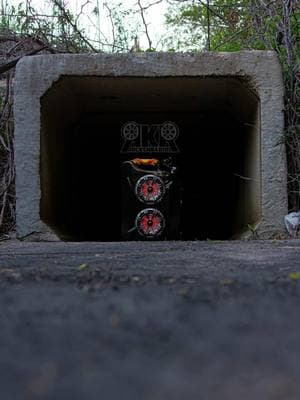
135 208 165 237
121 158 181 240
135 175 165 204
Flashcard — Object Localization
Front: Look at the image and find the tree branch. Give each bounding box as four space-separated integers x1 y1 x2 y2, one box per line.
137 0 152 49
50 0 98 52
0 45 48 74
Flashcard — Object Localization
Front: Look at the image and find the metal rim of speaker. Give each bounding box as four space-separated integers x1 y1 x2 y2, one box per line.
135 208 165 238
135 174 165 204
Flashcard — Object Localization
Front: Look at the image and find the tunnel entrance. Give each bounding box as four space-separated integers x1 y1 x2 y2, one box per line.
40 76 261 241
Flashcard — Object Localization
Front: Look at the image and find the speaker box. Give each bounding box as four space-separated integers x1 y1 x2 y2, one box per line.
121 158 181 240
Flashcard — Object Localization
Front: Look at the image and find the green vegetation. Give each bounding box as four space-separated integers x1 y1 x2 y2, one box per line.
0 0 299 233
164 0 299 209
163 0 264 51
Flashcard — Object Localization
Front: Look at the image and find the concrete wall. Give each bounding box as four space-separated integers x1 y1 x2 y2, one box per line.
14 51 287 240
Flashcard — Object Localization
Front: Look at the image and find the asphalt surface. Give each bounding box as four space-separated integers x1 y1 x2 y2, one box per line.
1 239 300 399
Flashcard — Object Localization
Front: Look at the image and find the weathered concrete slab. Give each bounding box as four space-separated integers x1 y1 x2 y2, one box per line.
14 51 287 240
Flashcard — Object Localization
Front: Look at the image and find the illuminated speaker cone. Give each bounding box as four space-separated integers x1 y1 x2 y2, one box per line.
135 208 165 238
135 175 165 204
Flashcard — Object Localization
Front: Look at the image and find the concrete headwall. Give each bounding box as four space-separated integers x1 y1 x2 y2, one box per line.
14 51 287 240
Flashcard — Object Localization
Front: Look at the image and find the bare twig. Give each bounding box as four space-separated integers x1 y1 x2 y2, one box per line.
104 3 116 52
134 0 163 12
75 0 91 25
50 0 98 52
0 72 15 232
199 0 229 27
206 0 211 51
137 0 152 49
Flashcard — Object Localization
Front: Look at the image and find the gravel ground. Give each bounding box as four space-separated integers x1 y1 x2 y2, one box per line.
1 240 300 399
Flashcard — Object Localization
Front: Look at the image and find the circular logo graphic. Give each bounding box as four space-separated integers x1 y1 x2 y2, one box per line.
135 175 165 204
122 122 139 140
135 208 165 238
161 121 179 141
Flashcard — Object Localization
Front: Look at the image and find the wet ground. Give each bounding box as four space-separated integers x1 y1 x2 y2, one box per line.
1 240 300 399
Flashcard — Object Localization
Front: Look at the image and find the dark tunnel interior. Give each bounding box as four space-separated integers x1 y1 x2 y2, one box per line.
40 76 261 241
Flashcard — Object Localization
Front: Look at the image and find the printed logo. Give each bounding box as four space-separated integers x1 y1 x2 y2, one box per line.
121 121 179 153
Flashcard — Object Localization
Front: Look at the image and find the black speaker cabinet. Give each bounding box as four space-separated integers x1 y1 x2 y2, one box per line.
121 158 181 240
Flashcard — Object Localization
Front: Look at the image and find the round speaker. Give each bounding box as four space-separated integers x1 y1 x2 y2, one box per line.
135 175 165 204
135 208 165 238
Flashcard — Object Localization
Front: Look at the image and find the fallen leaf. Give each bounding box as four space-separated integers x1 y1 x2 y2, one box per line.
288 272 300 280
78 263 89 271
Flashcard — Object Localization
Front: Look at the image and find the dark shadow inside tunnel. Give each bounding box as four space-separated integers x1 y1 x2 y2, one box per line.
40 76 261 241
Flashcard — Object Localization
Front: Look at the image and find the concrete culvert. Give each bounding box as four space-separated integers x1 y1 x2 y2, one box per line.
14 52 287 241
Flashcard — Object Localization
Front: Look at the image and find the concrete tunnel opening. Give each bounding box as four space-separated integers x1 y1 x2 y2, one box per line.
40 76 261 241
